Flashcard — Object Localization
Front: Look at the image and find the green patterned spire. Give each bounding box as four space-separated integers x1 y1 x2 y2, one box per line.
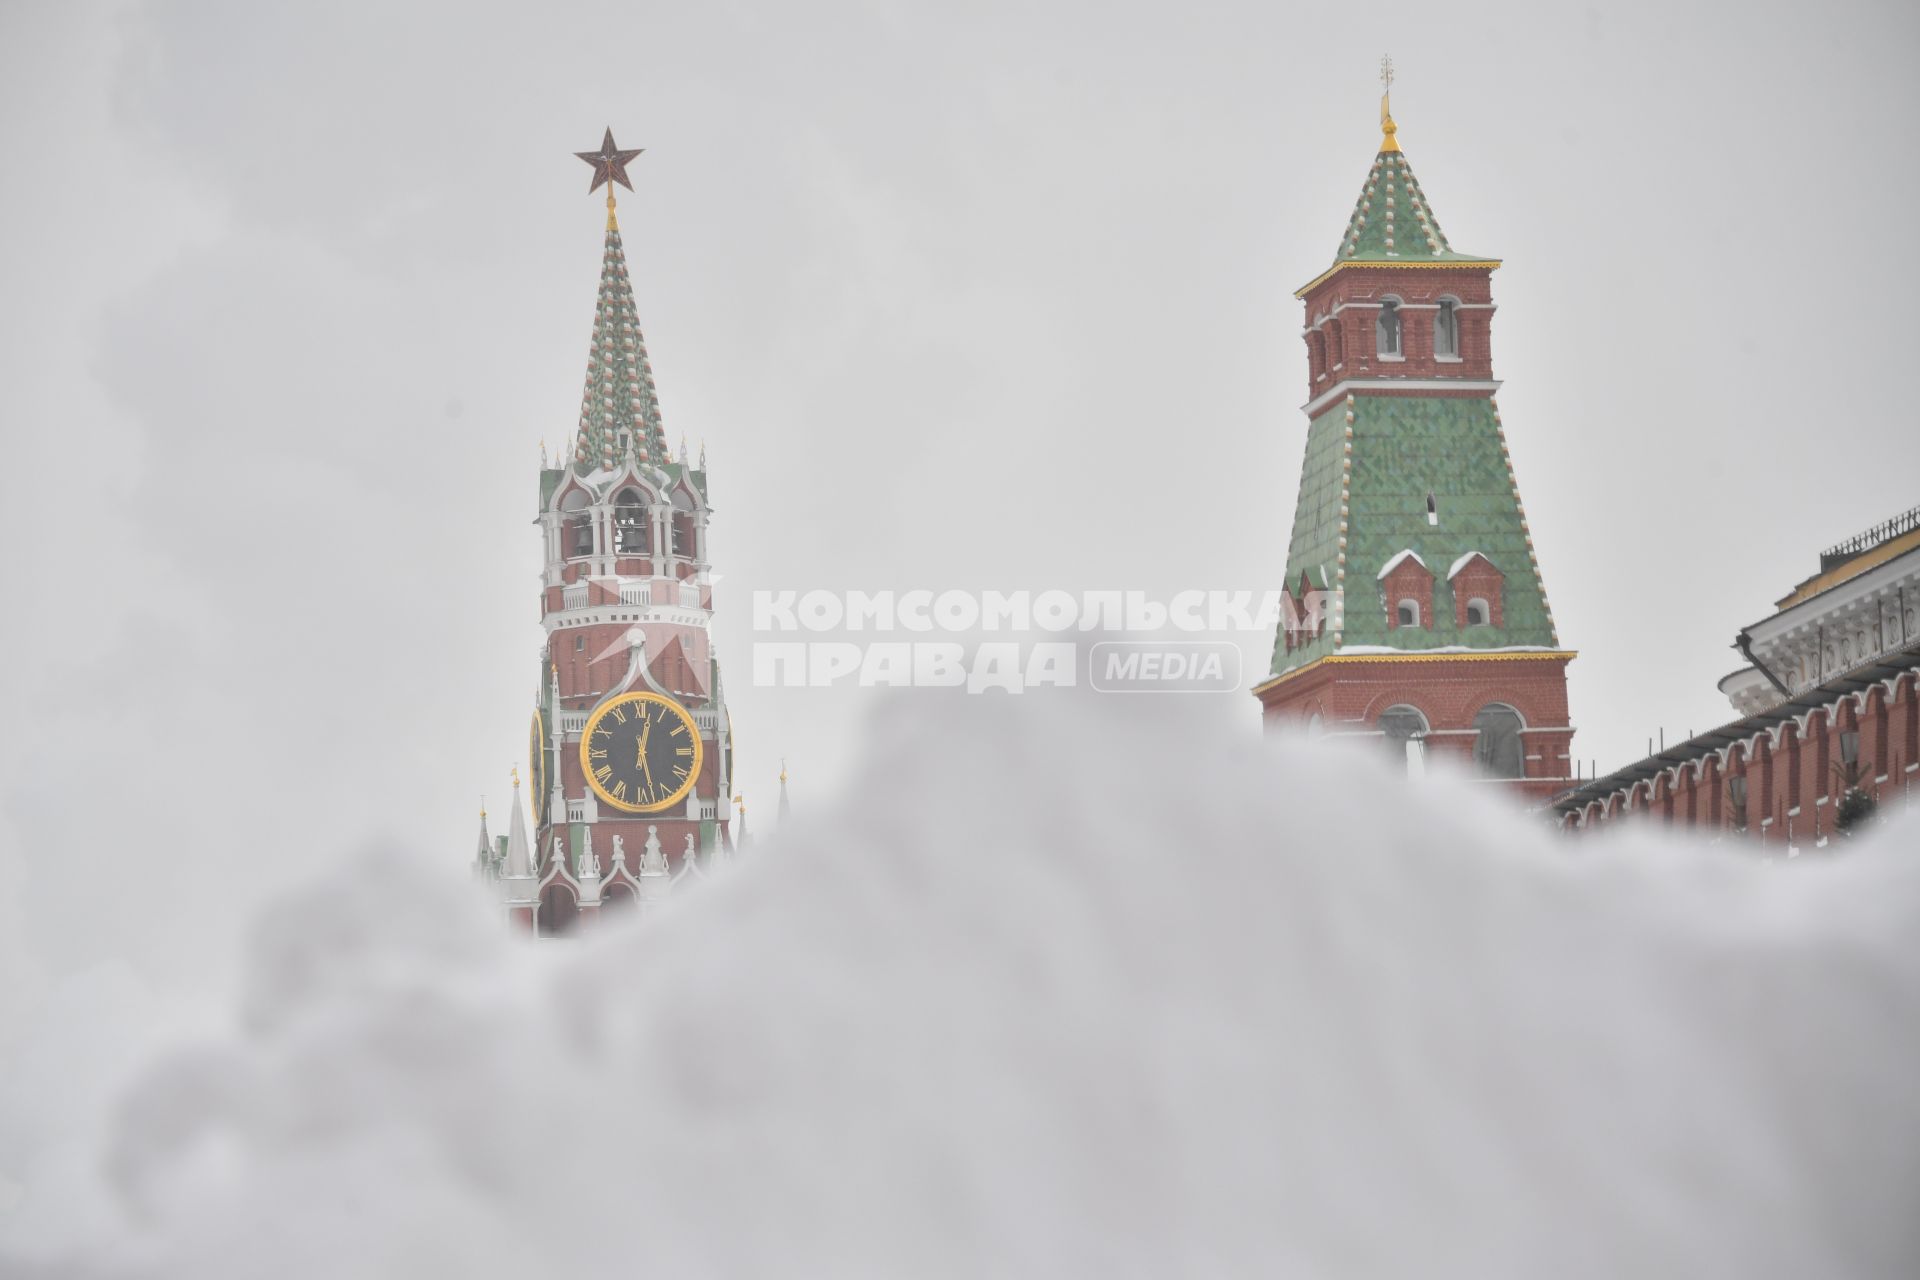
573 210 669 471
1269 393 1560 678
1331 144 1494 267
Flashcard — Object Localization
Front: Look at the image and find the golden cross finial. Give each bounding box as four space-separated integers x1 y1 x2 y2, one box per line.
1378 54 1401 153
510 765 520 788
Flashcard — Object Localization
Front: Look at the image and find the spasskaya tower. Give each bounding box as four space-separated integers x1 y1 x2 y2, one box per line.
477 130 734 932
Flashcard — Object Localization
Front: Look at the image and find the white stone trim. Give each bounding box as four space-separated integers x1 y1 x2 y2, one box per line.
1303 378 1502 417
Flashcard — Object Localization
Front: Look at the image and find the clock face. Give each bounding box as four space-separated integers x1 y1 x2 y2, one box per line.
579 691 703 813
529 709 549 826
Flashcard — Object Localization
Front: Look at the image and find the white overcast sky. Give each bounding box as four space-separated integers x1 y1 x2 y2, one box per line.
2 0 1917 979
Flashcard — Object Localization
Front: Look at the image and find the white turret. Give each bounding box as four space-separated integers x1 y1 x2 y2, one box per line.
577 829 603 907
500 769 539 922
639 824 672 906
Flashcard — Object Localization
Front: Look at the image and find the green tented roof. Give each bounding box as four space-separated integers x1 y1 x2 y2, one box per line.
1330 146 1495 267
573 221 670 471
1269 393 1559 677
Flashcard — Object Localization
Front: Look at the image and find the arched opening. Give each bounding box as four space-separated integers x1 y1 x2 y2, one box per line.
1376 299 1402 357
1426 492 1438 526
1465 598 1491 627
1472 704 1525 779
1396 599 1420 628
601 880 636 912
1378 704 1428 774
670 490 697 559
1307 328 1326 381
536 883 578 936
560 490 594 559
613 488 650 555
1433 298 1461 358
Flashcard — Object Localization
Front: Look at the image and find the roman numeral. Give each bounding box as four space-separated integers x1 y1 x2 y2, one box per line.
610 705 627 724
594 765 612 783
675 746 692 757
589 748 607 760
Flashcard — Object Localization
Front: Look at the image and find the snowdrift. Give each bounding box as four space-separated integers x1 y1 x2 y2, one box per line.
2 689 1917 1277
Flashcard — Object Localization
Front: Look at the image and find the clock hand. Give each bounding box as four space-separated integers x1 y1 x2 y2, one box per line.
637 716 657 790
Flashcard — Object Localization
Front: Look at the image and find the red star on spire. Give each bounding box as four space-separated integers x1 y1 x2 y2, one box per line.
574 128 644 193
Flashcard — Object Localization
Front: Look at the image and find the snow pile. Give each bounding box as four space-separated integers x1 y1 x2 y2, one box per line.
3 690 1918 1277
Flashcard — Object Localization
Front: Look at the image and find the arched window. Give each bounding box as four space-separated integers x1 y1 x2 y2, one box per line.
1308 329 1326 380
1472 705 1525 779
613 488 650 555
1426 492 1438 526
537 883 578 936
1396 599 1420 628
560 490 594 558
1376 299 1402 357
1465 598 1491 627
1379 705 1428 773
669 490 697 558
1433 298 1460 358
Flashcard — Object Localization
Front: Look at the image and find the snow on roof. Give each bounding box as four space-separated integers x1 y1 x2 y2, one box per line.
1333 644 1563 657
1376 549 1428 581
1448 551 1494 580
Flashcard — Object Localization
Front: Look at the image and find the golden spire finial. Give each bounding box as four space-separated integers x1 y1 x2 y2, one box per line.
510 765 521 789
1378 55 1401 153
779 758 788 784
606 186 618 231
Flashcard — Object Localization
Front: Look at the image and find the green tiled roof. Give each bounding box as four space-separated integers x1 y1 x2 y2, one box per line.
1332 146 1495 267
1269 393 1558 677
573 220 670 471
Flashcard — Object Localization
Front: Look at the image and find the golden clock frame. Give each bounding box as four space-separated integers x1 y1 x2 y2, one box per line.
578 690 705 814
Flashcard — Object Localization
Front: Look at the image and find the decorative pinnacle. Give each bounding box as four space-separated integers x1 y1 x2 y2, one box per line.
510 766 520 789
779 758 788 784
1378 55 1401 153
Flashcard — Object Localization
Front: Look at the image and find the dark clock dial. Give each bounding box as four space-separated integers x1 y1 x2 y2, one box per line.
579 691 703 813
529 709 549 826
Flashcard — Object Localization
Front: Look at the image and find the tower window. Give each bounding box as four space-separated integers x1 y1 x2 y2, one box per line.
1379 704 1429 774
1434 298 1460 358
1466 598 1491 627
1472 704 1525 779
560 490 594 558
1376 299 1402 357
1396 600 1420 628
613 488 650 555
1426 493 1438 526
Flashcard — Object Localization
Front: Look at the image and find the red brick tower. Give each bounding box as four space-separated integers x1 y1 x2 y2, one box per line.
492 131 733 933
1252 86 1575 801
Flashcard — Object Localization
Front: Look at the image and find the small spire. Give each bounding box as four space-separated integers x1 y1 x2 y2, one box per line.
1378 55 1401 154
778 760 791 822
